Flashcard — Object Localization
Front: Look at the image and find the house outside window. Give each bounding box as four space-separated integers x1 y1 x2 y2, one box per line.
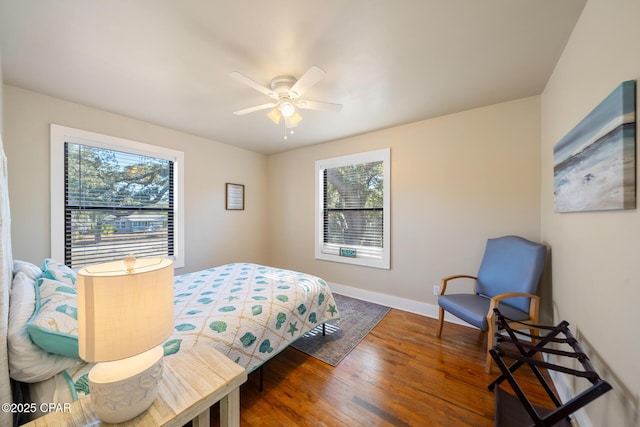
51 124 184 269
315 148 390 269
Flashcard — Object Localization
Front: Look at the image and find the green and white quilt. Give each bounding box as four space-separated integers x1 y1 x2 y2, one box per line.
166 262 339 372
64 263 339 398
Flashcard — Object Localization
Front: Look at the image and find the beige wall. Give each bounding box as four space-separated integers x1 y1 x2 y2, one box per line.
541 0 640 425
2 85 269 274
267 96 542 312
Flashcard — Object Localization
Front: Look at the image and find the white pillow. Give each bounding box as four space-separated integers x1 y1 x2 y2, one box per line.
7 272 82 383
12 260 42 282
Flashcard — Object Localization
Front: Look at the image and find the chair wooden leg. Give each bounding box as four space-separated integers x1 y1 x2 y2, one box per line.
485 315 496 374
530 327 539 344
530 327 540 362
436 306 444 338
485 348 493 374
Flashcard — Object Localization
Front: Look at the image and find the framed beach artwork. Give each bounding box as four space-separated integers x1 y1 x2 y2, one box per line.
554 80 636 212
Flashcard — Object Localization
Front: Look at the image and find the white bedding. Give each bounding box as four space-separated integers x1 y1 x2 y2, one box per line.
8 263 81 383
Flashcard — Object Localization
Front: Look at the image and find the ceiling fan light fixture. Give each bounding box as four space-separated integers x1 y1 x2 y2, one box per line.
279 101 295 118
267 108 282 124
289 111 303 126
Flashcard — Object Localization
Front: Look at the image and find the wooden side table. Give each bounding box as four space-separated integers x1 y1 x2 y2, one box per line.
24 346 248 427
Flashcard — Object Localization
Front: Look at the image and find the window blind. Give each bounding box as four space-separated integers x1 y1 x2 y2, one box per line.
322 160 384 260
64 142 174 268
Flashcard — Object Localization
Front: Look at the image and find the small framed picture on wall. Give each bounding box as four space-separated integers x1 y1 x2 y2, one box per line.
225 183 245 210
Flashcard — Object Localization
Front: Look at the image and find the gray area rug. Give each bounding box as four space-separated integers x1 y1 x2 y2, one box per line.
290 293 390 366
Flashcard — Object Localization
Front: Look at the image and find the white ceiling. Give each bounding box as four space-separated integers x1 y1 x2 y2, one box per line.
0 0 586 155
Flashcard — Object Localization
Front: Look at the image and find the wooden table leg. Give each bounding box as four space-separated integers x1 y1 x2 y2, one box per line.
219 387 240 427
191 407 210 427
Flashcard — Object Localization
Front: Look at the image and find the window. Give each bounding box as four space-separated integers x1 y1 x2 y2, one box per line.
315 148 390 269
51 124 184 269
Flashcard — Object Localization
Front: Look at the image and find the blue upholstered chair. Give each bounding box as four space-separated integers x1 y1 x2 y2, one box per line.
436 236 546 373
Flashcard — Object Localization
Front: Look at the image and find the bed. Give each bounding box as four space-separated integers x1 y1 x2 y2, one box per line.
4 258 339 422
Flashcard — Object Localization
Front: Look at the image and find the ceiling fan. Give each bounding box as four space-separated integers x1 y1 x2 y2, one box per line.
229 65 342 138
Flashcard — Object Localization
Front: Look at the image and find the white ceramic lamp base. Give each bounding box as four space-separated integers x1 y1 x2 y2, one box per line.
88 345 164 423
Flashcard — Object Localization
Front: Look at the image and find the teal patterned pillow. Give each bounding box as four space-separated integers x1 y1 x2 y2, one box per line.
27 277 79 358
41 258 77 286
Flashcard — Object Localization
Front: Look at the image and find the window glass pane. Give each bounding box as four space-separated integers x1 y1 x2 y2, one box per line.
66 143 171 208
65 142 173 268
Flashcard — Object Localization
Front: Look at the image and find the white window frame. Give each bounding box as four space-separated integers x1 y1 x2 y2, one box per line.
315 148 391 269
50 124 185 269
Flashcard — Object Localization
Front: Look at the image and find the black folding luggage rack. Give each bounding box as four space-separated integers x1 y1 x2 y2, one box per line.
488 309 612 427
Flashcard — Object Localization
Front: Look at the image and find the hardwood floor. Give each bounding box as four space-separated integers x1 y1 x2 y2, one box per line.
209 309 556 426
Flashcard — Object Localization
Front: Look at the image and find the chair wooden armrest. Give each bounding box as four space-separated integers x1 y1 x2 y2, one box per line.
487 292 540 319
440 274 477 295
436 275 478 339
485 292 541 373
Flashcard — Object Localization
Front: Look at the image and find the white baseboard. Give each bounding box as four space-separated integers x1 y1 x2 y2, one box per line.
327 281 476 328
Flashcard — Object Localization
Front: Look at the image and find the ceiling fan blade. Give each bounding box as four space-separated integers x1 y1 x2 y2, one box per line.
267 107 282 124
288 65 325 98
295 99 342 112
233 103 277 115
229 71 277 99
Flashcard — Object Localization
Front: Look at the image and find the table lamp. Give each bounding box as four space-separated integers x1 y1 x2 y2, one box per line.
77 255 174 423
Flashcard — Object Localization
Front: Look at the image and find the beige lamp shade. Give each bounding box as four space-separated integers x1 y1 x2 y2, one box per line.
77 257 174 363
